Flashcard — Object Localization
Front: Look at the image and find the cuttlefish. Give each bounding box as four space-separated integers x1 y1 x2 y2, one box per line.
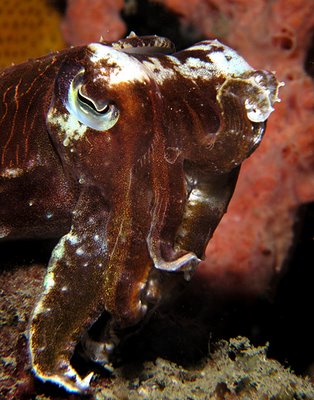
0 33 281 392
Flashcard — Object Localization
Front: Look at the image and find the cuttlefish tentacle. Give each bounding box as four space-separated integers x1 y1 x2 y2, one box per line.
145 92 200 273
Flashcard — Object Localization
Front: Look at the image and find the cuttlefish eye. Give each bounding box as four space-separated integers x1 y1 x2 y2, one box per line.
66 69 119 131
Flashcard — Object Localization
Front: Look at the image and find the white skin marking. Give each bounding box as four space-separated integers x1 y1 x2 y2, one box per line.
142 58 176 84
173 57 215 80
0 167 24 178
147 191 200 272
47 107 87 147
67 233 79 245
75 247 84 256
140 302 148 314
31 252 59 315
242 77 275 122
142 40 253 84
88 43 150 86
0 226 11 238
184 39 240 55
105 342 114 352
43 270 55 290
207 50 251 75
28 364 93 393
184 44 214 52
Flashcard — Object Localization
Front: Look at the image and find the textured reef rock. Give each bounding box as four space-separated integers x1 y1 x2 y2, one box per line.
100 337 314 400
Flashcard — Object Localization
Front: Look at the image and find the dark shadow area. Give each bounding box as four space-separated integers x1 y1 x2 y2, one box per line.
48 0 67 14
122 0 205 50
0 238 57 269
262 203 314 374
304 30 314 78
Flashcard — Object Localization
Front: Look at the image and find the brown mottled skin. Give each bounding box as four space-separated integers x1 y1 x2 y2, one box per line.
0 34 280 391
0 50 75 238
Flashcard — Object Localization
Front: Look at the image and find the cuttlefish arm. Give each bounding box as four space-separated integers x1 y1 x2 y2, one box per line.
30 187 110 392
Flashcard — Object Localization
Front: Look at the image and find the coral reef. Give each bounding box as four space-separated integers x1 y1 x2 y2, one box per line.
0 0 65 68
98 337 314 399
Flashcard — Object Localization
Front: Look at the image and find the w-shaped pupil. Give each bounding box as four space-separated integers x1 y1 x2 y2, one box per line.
78 90 110 114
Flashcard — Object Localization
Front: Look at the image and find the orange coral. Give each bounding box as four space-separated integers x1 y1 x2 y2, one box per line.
0 0 65 68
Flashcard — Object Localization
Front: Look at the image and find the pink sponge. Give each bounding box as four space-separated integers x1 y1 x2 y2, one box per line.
62 0 126 45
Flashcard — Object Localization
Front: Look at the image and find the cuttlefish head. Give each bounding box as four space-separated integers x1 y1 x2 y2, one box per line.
46 43 161 193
